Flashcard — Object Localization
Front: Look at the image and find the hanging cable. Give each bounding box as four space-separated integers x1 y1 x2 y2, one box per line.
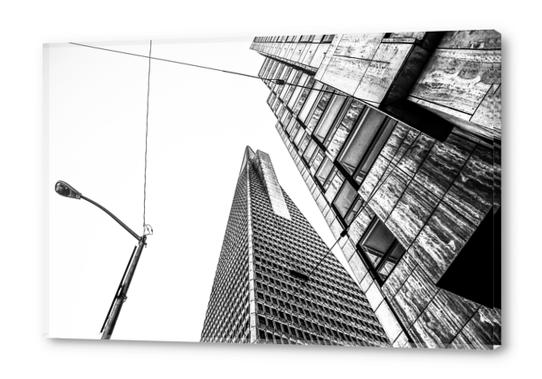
142 40 153 236
305 230 348 278
70 42 262 79
71 40 407 240
69 42 342 96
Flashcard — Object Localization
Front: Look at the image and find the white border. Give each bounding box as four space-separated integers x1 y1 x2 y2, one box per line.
0 0 538 378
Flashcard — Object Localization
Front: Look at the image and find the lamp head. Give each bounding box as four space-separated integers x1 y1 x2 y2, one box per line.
55 180 82 199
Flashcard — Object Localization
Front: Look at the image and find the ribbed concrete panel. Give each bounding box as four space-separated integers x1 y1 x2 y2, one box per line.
255 150 291 220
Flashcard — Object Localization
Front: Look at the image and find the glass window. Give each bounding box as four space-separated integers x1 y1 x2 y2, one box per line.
284 71 302 104
285 118 297 135
276 104 285 119
315 157 333 185
288 73 308 108
278 68 294 98
273 65 285 87
299 82 323 122
324 171 344 202
281 110 292 126
293 127 305 147
292 78 315 114
358 218 406 283
272 98 281 112
287 120 300 138
332 181 357 218
353 118 396 184
344 197 363 225
267 61 278 79
314 95 346 142
299 135 310 152
303 140 317 162
281 66 292 80
306 92 333 133
309 149 324 175
364 221 395 254
259 58 269 78
338 108 386 174
326 99 366 159
267 91 275 105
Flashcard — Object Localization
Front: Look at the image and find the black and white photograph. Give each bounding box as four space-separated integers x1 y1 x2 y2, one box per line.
6 0 542 378
46 31 500 348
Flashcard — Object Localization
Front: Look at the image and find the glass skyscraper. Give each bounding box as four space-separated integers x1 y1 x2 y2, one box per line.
201 146 388 346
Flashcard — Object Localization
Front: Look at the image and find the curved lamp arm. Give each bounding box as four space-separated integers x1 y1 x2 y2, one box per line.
80 195 141 241
55 180 141 241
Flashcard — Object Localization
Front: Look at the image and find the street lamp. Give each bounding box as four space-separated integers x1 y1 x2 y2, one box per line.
55 180 149 340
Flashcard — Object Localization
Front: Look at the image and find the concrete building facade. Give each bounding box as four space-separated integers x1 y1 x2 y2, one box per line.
250 30 501 348
201 147 388 346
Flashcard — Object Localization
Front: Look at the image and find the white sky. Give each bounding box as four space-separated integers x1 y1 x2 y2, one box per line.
46 38 342 342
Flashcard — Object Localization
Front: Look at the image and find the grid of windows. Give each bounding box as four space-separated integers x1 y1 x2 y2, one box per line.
201 168 251 343
253 34 502 349
248 157 387 346
201 147 388 346
259 57 406 284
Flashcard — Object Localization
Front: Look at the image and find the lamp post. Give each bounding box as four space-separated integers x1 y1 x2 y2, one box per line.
54 180 148 340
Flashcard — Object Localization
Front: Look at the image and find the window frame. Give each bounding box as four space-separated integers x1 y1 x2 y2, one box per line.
313 94 348 143
336 108 397 185
356 217 406 284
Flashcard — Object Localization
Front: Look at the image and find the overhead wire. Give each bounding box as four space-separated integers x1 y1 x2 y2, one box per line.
71 40 411 242
142 40 152 235
69 42 341 95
